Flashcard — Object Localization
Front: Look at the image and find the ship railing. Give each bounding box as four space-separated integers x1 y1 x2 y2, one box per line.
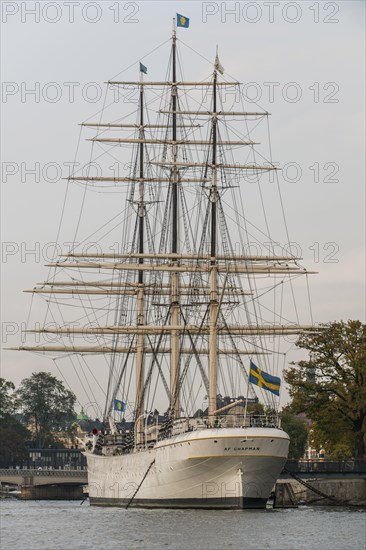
218 413 279 429
162 414 280 438
125 413 282 446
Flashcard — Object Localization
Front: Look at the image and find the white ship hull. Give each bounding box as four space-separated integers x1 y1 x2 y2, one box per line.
86 427 289 509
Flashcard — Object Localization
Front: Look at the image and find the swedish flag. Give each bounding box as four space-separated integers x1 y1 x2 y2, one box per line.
249 361 281 396
113 399 125 412
177 13 190 28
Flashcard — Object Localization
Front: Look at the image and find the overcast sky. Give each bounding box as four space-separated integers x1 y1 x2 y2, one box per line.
1 1 365 411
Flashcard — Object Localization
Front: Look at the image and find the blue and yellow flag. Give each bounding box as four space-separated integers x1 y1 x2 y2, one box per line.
177 13 190 28
113 399 125 412
249 361 281 396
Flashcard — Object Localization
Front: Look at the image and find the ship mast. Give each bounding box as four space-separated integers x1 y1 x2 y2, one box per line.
208 67 219 426
135 69 145 445
11 32 322 428
170 21 180 419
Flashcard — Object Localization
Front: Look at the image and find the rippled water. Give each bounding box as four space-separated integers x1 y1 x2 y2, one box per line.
1 499 365 550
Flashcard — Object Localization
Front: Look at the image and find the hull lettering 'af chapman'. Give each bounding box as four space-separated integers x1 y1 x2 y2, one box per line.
13 17 318 509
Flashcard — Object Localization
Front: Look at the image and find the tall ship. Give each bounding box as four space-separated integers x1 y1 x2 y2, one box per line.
14 18 316 508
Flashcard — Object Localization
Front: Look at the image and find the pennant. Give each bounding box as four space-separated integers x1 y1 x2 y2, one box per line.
139 62 147 75
215 52 224 75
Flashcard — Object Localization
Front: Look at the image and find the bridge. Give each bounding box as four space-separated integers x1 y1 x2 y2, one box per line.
0 468 87 486
0 469 87 500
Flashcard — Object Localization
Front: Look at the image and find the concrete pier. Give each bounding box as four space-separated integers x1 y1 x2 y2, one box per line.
21 484 84 500
277 478 366 506
274 482 298 508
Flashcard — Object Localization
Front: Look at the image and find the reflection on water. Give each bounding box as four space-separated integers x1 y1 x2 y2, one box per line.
1 500 365 550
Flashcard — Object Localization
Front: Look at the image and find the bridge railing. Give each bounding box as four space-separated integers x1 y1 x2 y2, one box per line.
0 468 87 478
284 459 366 474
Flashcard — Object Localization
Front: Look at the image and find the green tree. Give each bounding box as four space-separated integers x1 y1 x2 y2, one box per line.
0 378 16 418
285 320 366 459
16 372 77 448
0 378 30 464
281 408 308 459
0 419 30 464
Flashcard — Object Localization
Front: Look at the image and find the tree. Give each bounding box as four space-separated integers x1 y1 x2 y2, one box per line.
16 372 77 448
0 378 30 464
0 419 30 464
281 408 308 459
0 378 16 418
285 320 366 459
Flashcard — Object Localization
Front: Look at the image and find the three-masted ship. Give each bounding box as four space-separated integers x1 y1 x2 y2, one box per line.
14 21 316 508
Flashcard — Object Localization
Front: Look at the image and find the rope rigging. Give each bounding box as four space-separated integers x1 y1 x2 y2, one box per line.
20 33 316 432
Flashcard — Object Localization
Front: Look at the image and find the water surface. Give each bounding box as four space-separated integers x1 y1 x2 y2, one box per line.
1 500 365 549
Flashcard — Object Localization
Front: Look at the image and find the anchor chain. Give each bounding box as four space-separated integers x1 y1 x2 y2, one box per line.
283 466 354 506
125 459 156 509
